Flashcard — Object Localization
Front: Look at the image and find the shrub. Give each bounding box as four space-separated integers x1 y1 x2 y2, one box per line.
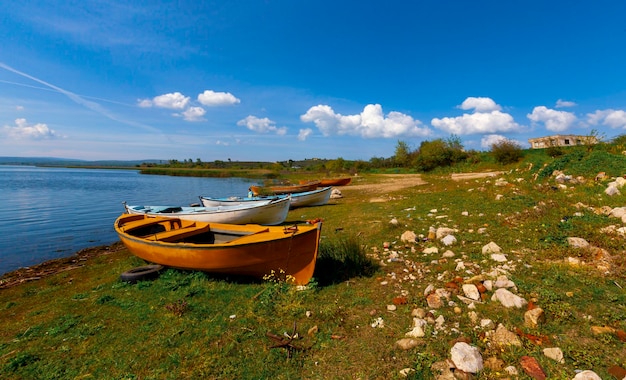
490 140 524 164
414 136 468 171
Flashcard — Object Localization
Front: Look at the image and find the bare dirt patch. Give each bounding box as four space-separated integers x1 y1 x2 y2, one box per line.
348 174 428 194
450 171 504 181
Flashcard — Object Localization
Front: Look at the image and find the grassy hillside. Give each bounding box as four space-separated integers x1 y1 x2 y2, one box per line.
1 146 625 379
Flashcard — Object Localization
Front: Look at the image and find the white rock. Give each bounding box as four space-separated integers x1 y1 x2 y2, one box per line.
400 230 417 243
504 366 518 375
371 317 384 328
436 227 456 239
482 242 502 254
387 304 397 311
399 368 415 377
609 207 626 218
491 288 527 308
480 319 495 330
441 235 457 246
450 342 483 373
483 280 493 291
572 370 602 380
605 185 621 196
491 253 508 262
442 250 455 258
462 284 481 301
423 247 439 254
461 211 469 216
543 347 565 363
390 218 399 226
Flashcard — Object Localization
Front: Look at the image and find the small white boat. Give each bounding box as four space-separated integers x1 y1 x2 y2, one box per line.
123 195 291 226
289 186 332 208
200 187 332 209
199 194 288 207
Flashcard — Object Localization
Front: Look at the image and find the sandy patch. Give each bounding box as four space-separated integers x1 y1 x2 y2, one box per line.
450 171 504 181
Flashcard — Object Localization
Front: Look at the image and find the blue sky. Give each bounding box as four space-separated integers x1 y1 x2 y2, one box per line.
1 1 625 162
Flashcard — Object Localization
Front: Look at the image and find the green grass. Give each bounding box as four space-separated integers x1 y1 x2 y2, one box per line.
1 148 626 379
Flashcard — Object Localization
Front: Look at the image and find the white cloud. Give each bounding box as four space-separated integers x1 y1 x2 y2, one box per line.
237 115 288 135
152 92 190 109
587 109 626 129
216 140 229 146
197 90 241 107
298 128 313 141
480 134 508 148
2 118 57 139
432 97 519 135
137 99 152 108
527 106 577 132
181 106 206 122
300 104 429 138
431 111 519 135
459 97 501 112
15 105 24 111
556 99 577 108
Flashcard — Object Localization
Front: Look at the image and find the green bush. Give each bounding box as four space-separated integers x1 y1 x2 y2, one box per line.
490 139 524 164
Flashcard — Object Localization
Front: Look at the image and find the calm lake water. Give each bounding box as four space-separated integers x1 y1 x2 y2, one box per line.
0 166 255 275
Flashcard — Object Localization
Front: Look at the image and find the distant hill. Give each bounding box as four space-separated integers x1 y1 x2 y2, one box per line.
0 157 164 167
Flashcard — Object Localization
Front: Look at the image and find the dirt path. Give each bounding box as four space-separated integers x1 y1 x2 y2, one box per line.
347 171 504 194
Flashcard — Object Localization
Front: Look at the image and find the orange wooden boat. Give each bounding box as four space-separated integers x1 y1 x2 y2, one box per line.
250 181 320 196
114 214 322 285
300 177 352 187
319 177 352 186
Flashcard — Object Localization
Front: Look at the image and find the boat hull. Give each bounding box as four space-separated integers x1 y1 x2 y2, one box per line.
290 186 332 208
199 195 287 207
250 181 320 196
124 196 290 226
114 214 322 285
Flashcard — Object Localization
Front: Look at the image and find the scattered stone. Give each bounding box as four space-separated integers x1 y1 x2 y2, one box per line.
387 304 397 311
482 242 502 254
423 246 439 254
426 293 443 309
412 308 426 318
490 253 508 262
480 319 495 330
390 218 399 226
462 284 481 301
393 296 408 305
567 237 590 249
395 338 420 350
543 347 564 363
436 227 456 239
399 368 415 377
590 325 616 335
524 307 546 328
504 366 519 376
442 250 455 258
400 230 416 243
371 317 384 328
406 318 427 338
450 342 483 374
487 323 522 348
330 188 343 198
491 288 527 308
607 365 626 380
572 370 602 380
441 235 457 246
519 355 546 380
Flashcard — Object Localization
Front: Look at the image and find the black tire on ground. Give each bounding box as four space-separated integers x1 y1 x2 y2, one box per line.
120 265 164 283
